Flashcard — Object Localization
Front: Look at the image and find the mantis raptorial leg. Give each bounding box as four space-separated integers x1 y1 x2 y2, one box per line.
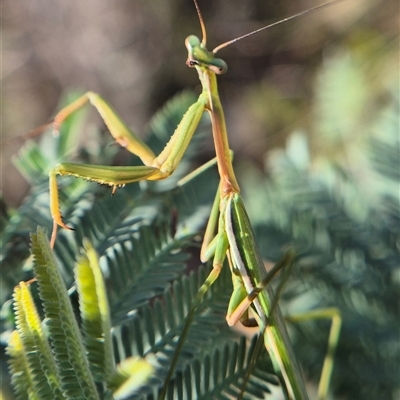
36 0 343 398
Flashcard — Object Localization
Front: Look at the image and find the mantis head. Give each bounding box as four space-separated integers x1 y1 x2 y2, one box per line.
185 35 228 75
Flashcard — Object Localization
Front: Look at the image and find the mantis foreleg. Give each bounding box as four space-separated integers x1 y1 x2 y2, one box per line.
49 92 208 246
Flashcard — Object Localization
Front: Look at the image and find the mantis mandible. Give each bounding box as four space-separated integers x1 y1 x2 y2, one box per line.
41 1 342 398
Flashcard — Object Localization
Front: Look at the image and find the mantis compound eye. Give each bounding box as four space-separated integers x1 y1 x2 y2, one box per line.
208 58 227 74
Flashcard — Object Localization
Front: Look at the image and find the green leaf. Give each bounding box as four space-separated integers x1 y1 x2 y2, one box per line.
30 227 99 400
75 239 115 382
109 357 154 400
10 282 63 400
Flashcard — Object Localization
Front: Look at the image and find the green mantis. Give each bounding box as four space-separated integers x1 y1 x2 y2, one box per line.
42 1 342 399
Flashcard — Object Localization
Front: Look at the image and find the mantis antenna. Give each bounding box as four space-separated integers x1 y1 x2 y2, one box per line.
196 0 344 55
192 0 207 46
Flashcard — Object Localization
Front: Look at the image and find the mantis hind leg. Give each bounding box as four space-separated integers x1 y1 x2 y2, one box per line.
286 308 342 400
243 285 341 400
226 249 296 327
230 252 341 400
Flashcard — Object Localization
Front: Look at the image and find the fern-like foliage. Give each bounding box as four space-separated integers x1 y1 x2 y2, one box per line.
7 228 155 400
2 92 284 399
8 281 64 400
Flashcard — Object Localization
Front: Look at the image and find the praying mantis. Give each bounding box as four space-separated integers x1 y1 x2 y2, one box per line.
38 1 342 398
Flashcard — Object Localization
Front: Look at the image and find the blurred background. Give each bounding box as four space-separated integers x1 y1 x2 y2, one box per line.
2 0 397 207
